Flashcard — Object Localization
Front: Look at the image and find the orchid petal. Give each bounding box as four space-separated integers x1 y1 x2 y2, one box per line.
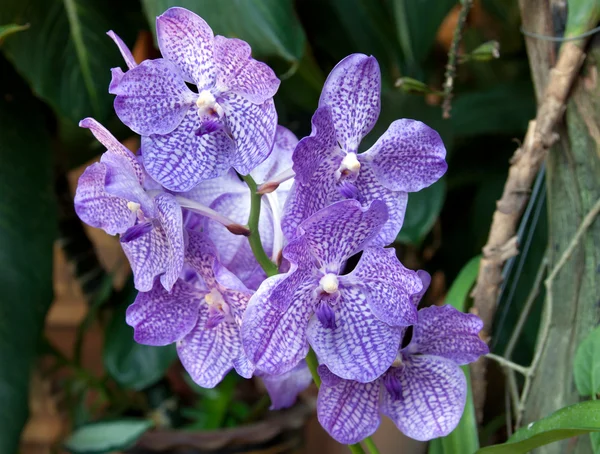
112 58 196 136
156 7 215 88
319 54 381 153
362 119 447 192
126 279 202 345
307 286 403 383
380 356 466 441
250 125 297 184
261 361 313 410
107 30 137 70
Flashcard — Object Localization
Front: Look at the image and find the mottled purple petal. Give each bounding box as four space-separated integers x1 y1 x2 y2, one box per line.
185 230 218 288
220 94 277 175
156 7 215 88
121 194 184 292
307 286 403 383
381 356 466 441
142 109 235 191
101 152 153 215
317 366 381 444
233 353 255 379
412 270 431 305
126 279 202 345
178 307 244 388
250 125 297 184
112 59 196 136
291 199 388 268
404 305 489 365
261 361 312 410
110 67 124 93
344 247 421 326
79 118 143 183
319 54 381 153
241 272 316 375
107 30 136 70
213 36 280 104
182 169 246 207
74 162 134 235
362 119 447 192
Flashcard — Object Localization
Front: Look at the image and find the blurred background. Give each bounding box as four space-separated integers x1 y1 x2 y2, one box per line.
1 0 598 453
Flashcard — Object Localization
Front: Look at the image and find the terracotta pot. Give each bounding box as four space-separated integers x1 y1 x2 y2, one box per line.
129 401 314 454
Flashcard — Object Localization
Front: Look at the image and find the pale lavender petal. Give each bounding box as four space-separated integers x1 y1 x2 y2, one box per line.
185 230 218 288
126 279 202 345
307 286 403 383
121 194 184 292
362 119 447 192
220 94 278 175
343 247 421 326
233 353 255 379
381 356 466 441
317 366 381 444
412 270 431 305
142 109 235 191
250 125 297 184
112 59 196 136
182 169 246 208
213 36 280 104
110 67 124 93
261 361 313 410
79 118 143 182
74 162 135 235
156 7 215 88
404 305 489 365
101 152 153 215
319 54 381 153
178 308 243 388
107 30 136 70
294 199 388 268
241 271 316 375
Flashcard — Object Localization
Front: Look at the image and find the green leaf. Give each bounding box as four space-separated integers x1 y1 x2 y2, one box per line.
476 400 600 454
103 281 177 391
0 23 29 42
392 0 456 69
0 0 138 123
141 0 306 66
591 431 600 453
396 178 446 245
64 419 153 454
445 256 480 312
0 58 57 454
574 326 600 397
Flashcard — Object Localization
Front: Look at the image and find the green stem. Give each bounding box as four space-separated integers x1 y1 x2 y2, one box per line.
241 174 279 277
242 183 379 454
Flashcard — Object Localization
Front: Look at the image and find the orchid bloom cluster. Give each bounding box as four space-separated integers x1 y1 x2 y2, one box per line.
74 7 488 444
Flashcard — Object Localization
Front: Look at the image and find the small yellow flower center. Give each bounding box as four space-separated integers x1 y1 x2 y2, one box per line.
392 354 403 367
196 90 224 117
127 201 141 212
319 273 339 294
335 152 361 180
204 287 225 310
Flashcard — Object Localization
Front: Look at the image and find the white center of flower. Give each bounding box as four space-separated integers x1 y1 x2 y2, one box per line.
204 287 225 309
319 273 339 294
335 152 361 180
392 354 403 368
127 201 141 213
196 90 224 117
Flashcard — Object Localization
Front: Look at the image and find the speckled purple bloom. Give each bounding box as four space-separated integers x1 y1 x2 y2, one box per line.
260 361 313 410
74 118 184 292
108 7 280 191
282 53 447 245
317 304 489 444
126 230 254 388
242 199 423 383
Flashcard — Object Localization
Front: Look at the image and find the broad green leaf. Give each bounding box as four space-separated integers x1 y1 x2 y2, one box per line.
428 256 481 454
103 281 177 391
565 0 600 39
445 256 480 312
574 326 600 397
0 0 138 123
392 0 456 70
592 431 600 453
64 419 153 454
397 178 446 245
0 23 29 42
476 400 600 454
141 0 305 66
0 58 57 454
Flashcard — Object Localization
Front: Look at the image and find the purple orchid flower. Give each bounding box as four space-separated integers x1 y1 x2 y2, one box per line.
242 199 423 383
182 125 297 289
317 303 489 444
74 118 184 292
108 7 280 192
260 361 313 410
282 54 447 246
126 230 254 388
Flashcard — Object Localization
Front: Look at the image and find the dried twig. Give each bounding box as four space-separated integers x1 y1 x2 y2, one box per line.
469 40 587 420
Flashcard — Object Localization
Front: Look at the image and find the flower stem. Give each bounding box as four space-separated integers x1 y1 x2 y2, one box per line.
241 174 279 277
